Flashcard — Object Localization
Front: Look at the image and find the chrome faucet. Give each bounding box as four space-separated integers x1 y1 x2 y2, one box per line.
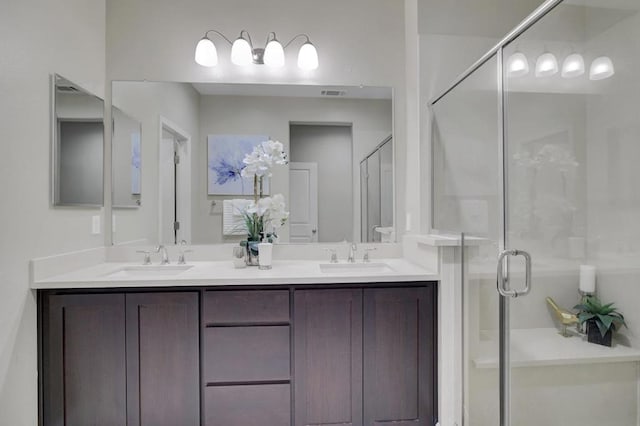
347 242 358 263
155 245 170 265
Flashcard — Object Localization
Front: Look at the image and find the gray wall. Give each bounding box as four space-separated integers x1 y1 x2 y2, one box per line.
106 0 409 238
55 91 105 205
58 120 104 205
290 124 353 242
196 95 391 243
0 0 106 423
111 81 200 245
112 107 142 207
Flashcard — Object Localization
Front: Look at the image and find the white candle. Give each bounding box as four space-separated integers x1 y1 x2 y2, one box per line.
579 264 596 294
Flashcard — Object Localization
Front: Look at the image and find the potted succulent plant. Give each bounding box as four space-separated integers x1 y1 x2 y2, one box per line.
574 296 627 347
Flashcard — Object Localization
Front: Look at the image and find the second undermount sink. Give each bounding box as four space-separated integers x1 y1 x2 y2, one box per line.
319 262 395 274
106 264 194 279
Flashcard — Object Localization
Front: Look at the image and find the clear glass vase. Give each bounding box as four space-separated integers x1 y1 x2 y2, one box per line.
244 240 260 266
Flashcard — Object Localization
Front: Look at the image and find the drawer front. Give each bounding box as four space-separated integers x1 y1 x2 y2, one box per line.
203 290 289 324
204 384 291 426
204 326 290 382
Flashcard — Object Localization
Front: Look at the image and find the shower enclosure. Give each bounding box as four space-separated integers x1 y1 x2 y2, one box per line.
431 0 640 424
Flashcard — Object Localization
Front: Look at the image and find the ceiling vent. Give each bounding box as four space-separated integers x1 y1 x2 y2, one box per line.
321 89 346 97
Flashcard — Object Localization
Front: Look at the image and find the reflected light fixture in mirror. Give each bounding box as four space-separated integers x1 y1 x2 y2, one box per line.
535 52 558 77
506 51 529 77
561 53 585 78
589 56 615 80
195 30 318 70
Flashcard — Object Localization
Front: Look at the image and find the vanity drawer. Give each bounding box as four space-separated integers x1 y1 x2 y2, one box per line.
204 384 290 426
204 326 290 382
203 290 289 324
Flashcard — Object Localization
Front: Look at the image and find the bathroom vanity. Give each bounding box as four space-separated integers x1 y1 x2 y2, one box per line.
34 257 438 426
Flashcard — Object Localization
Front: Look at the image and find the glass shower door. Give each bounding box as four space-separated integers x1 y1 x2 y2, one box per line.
431 52 502 424
502 0 640 424
360 137 393 242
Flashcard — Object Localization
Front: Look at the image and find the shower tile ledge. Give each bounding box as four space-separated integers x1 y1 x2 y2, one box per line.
473 328 640 369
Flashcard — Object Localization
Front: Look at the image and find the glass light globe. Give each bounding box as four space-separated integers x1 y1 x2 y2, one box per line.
506 52 529 77
297 42 318 70
589 56 615 80
561 53 585 78
264 40 285 67
194 37 218 67
231 37 253 66
535 52 558 77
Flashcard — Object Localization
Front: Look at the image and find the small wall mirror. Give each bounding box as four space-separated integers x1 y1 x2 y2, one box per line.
52 74 104 206
112 106 142 208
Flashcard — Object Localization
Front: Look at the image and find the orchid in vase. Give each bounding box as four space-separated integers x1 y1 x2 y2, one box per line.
239 140 289 264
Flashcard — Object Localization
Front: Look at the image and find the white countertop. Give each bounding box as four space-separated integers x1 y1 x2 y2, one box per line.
31 258 438 289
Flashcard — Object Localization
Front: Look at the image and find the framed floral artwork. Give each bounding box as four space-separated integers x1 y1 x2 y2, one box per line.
131 131 141 195
207 134 270 195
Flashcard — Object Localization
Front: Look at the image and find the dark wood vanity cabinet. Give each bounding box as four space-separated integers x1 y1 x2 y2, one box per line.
126 292 200 426
41 292 199 426
294 289 363 426
202 290 291 426
40 283 436 426
294 286 437 426
42 294 128 425
363 287 436 426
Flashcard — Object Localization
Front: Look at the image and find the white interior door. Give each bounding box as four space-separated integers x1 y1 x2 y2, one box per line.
158 117 192 245
289 162 318 243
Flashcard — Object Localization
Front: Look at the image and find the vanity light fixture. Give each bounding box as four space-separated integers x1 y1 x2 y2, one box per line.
589 56 615 80
506 51 529 77
195 30 319 70
535 52 559 77
561 53 585 78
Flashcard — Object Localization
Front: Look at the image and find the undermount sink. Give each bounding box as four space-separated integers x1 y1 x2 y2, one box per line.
106 264 194 279
319 262 394 274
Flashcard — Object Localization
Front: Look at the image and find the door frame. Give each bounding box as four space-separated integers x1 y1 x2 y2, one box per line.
158 116 192 244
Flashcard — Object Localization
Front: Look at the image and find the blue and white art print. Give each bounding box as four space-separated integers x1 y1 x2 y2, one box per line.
207 134 270 195
131 132 141 195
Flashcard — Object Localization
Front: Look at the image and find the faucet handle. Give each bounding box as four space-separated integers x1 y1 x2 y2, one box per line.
363 247 377 263
136 250 152 265
324 248 338 263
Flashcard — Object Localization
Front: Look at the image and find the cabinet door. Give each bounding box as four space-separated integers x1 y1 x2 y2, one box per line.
126 292 200 426
294 289 363 426
363 286 437 426
43 293 127 426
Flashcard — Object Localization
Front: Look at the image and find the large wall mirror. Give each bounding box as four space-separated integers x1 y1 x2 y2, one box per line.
52 74 104 206
111 81 394 245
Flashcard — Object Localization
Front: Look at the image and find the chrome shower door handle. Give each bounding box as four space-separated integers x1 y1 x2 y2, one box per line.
496 249 532 298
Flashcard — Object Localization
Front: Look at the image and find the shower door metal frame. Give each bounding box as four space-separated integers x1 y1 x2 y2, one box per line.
428 0 566 425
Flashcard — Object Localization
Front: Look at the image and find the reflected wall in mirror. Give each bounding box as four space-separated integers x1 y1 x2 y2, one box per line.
111 106 142 208
111 81 394 245
360 136 394 242
52 74 104 206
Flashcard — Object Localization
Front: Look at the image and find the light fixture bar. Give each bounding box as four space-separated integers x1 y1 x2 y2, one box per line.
194 30 318 70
